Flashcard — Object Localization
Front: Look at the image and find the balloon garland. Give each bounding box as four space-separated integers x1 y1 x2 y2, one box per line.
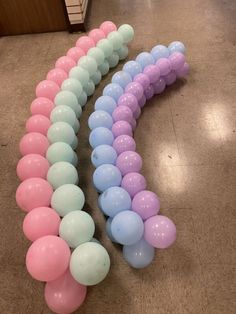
89 42 189 269
16 21 134 314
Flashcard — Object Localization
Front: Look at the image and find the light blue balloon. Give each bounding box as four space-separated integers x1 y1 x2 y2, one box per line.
77 91 87 107
103 83 123 102
111 210 144 245
93 164 122 192
54 90 81 118
89 127 114 149
117 45 129 60
98 60 110 76
123 238 155 269
95 96 117 115
106 218 118 242
91 144 117 167
168 41 186 55
91 70 102 86
61 78 83 98
100 186 131 217
112 71 132 89
150 45 169 61
46 142 75 165
123 61 142 78
88 110 113 130
84 80 95 96
135 52 155 70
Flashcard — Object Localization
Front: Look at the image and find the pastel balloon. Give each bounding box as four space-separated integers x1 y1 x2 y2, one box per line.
61 78 82 98
47 161 78 190
76 36 95 53
118 93 138 113
54 90 82 118
89 127 114 148
125 82 143 101
117 151 141 175
100 186 131 217
153 77 166 94
106 52 119 68
151 45 169 61
30 97 55 118
23 207 60 241
134 73 150 90
111 210 144 245
121 172 147 198
45 269 87 314
132 190 160 220
91 70 102 85
113 135 136 154
87 47 105 66
130 118 137 130
100 21 117 36
103 83 123 102
118 24 134 43
19 132 49 156
112 120 133 137
67 46 85 62
17 154 49 181
117 45 129 60
133 105 141 119
123 238 155 269
144 85 154 100
89 28 105 44
35 80 60 101
97 39 113 58
16 178 53 212
143 65 160 83
69 66 89 87
70 242 110 285
168 41 186 55
136 52 155 70
71 136 78 150
59 211 95 248
93 164 122 192
50 105 77 130
123 61 142 78
164 71 177 86
46 68 68 87
168 52 185 70
107 31 123 50
84 80 95 96
55 56 76 73
156 58 171 76
112 71 132 89
106 218 118 242
91 144 117 167
51 184 85 217
176 62 190 77
138 95 147 108
46 142 76 166
88 110 113 130
144 215 177 248
26 114 51 135
47 122 75 147
26 235 70 281
112 106 133 124
98 60 110 75
78 91 88 107
95 95 117 115
78 55 97 76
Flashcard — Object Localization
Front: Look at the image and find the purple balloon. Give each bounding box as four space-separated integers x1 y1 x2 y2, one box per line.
112 106 133 124
116 151 142 175
133 73 150 90
156 58 171 76
118 93 139 113
125 82 143 101
133 105 141 119
144 215 176 249
112 120 133 138
130 118 136 130
138 95 147 108
168 52 185 70
164 71 177 86
153 78 166 94
132 190 160 220
121 172 147 198
113 135 136 155
143 65 160 84
144 85 154 100
176 62 190 78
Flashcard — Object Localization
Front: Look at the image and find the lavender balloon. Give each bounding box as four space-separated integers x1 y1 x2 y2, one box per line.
113 135 136 155
132 190 160 220
121 172 147 198
112 120 133 137
134 73 150 90
116 151 142 175
125 82 143 101
118 93 139 113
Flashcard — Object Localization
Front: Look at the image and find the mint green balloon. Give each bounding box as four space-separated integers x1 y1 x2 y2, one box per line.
59 211 95 248
77 91 87 107
98 60 110 76
118 24 134 43
107 52 119 68
69 66 89 88
51 184 85 216
97 38 113 58
72 152 78 166
47 161 78 189
73 118 80 133
91 238 100 244
54 91 81 118
117 45 129 60
46 142 75 165
87 47 105 66
71 135 78 150
50 105 76 127
47 122 75 146
84 80 95 96
70 242 110 285
61 78 82 98
107 31 123 50
91 70 102 85
78 56 97 76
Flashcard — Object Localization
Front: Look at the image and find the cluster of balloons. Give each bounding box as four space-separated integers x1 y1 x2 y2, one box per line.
89 41 189 269
16 21 134 314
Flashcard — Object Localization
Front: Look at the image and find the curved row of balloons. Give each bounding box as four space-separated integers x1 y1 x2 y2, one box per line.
89 42 189 268
16 21 135 314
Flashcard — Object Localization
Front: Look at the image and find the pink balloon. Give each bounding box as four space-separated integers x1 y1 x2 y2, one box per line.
55 56 76 73
16 178 53 212
112 120 133 138
45 269 87 314
26 235 71 281
66 47 85 62
100 21 117 36
76 36 95 53
19 132 49 156
89 28 106 44
121 172 147 198
26 114 51 135
30 97 55 118
23 207 60 241
47 68 68 87
17 154 49 181
113 135 136 155
36 80 60 101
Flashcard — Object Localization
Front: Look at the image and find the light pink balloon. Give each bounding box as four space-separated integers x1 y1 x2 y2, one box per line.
67 47 85 62
89 28 106 44
47 68 68 87
23 207 60 241
19 132 49 156
16 178 53 212
30 97 55 118
76 36 95 53
26 235 71 281
55 56 76 73
36 80 60 101
26 114 51 135
17 154 49 181
45 269 87 314
100 21 117 36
